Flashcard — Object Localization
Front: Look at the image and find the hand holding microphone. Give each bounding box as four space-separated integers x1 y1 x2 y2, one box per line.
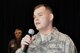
21 29 35 52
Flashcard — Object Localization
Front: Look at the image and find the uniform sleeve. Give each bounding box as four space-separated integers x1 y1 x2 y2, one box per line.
64 38 77 53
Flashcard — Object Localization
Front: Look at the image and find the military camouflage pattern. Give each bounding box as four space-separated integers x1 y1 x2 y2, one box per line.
16 27 77 53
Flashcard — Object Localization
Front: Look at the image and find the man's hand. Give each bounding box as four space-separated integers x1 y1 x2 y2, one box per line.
21 35 35 50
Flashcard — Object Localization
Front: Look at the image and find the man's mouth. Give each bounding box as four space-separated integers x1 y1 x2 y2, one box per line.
36 22 40 25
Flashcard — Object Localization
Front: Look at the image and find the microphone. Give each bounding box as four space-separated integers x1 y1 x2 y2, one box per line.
28 29 35 37
22 29 35 53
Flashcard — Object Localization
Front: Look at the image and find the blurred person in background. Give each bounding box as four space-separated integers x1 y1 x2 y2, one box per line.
8 28 23 53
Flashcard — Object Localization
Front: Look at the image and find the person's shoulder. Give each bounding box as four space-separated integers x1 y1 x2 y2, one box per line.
54 27 73 42
55 29 75 47
9 39 15 44
58 30 70 40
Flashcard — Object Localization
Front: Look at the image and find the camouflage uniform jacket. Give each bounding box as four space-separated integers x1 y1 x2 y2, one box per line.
16 27 77 53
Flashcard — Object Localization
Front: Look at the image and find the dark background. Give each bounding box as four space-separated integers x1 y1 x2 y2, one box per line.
0 0 80 53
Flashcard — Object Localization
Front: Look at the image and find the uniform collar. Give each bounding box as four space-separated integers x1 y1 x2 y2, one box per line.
37 27 58 42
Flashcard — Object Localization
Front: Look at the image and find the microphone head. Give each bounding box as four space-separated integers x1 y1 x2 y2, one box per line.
28 29 34 35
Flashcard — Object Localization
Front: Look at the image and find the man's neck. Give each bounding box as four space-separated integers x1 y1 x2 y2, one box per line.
39 26 53 36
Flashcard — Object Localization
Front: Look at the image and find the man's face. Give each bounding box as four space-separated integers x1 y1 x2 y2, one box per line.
14 29 22 39
33 6 52 30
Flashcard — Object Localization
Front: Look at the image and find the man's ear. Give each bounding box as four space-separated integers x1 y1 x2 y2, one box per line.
50 14 54 21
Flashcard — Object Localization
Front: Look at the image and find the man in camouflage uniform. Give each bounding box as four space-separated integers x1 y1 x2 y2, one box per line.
16 4 77 53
